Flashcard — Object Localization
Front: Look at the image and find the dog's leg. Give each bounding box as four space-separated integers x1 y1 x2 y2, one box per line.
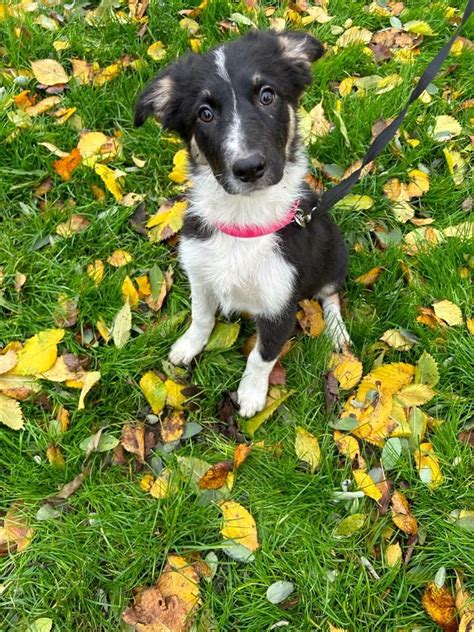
169 283 217 366
320 291 351 351
237 309 296 418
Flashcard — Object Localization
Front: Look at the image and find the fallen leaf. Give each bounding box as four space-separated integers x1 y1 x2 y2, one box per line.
414 442 443 489
380 328 416 351
164 378 187 410
161 411 185 442
149 469 176 499
334 431 364 465
333 513 366 538
0 504 34 555
337 26 373 48
198 461 233 489
9 329 64 375
0 393 24 430
54 295 78 328
112 301 132 349
205 321 240 351
56 214 90 238
121 276 139 309
233 444 252 469
415 351 439 387
168 148 189 183
94 164 124 202
330 351 363 390
432 299 463 326
395 383 435 406
353 469 382 502
295 426 321 473
122 554 201 631
147 198 188 242
147 41 167 60
86 259 105 286
77 371 100 410
431 115 462 142
139 371 167 414
266 580 295 604
423 582 457 632
26 618 53 632
443 148 467 185
243 388 293 437
77 131 120 167
25 95 60 116
355 266 383 286
391 490 417 535
220 500 259 554
31 59 68 86
53 148 81 181
121 422 145 463
0 350 18 374
296 299 325 336
46 444 65 468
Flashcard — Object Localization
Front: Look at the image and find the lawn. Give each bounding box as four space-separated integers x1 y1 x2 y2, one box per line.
0 0 473 630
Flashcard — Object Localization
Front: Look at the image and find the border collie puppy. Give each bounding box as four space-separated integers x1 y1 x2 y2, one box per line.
135 30 350 417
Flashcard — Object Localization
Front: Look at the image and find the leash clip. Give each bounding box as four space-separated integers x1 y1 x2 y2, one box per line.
294 206 316 228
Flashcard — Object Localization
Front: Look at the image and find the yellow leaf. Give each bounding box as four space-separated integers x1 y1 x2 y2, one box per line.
330 351 363 390
149 469 176 498
432 299 463 326
355 266 383 286
375 73 402 94
363 363 415 394
121 276 139 309
392 200 415 223
467 318 474 336
77 371 101 410
443 148 467 185
96 319 111 343
0 393 24 430
165 378 187 410
336 194 374 211
308 101 332 139
71 59 95 85
406 169 430 196
296 299 325 337
168 148 189 183
77 131 120 167
189 38 202 53
432 115 462 142
161 411 185 442
140 473 153 492
395 383 435 407
423 583 457 632
380 329 415 351
94 164 124 202
179 17 200 35
301 6 333 24
9 329 64 375
243 388 293 437
86 259 104 286
107 249 133 267
139 371 167 414
46 444 65 468
136 275 151 298
220 500 259 552
334 431 363 463
336 26 373 48
414 442 443 489
0 504 34 553
353 469 382 502
0 350 18 375
31 59 68 86
385 542 402 567
24 95 60 116
93 62 121 87
40 356 85 382
147 41 167 61
391 490 417 535
404 20 435 36
295 426 321 473
147 198 187 242
339 76 356 97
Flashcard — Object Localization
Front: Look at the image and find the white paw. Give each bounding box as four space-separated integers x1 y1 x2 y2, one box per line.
326 321 352 352
237 378 268 418
169 333 206 366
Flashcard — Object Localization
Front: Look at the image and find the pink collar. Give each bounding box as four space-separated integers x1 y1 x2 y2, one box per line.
212 199 300 238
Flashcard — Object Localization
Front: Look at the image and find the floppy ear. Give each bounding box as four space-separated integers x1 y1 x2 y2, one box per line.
134 72 175 127
277 31 324 67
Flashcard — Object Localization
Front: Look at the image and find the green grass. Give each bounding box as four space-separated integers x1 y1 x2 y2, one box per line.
1 0 473 630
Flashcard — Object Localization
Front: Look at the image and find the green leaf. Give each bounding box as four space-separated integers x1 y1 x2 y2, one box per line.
79 432 119 453
27 619 53 632
381 437 402 470
415 351 439 387
36 503 61 521
266 580 295 604
112 300 131 349
328 416 359 431
242 389 294 437
333 513 366 538
205 321 240 351
222 541 255 562
149 263 163 300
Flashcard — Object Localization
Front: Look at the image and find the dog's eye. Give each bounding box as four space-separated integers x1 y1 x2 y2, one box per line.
198 106 214 123
259 87 275 106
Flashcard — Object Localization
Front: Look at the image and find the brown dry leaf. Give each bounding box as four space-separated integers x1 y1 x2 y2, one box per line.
233 444 252 469
0 504 34 555
355 266 383 286
56 214 90 237
432 300 463 326
423 582 458 632
296 299 325 337
329 351 363 390
198 461 233 489
372 28 420 49
34 176 53 197
31 59 68 86
122 554 201 632
220 500 259 552
391 490 417 535
161 411 185 443
53 147 82 181
55 405 70 433
417 306 444 329
108 249 133 267
121 422 145 463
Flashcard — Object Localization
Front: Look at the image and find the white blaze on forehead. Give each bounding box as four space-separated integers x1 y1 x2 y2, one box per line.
213 47 245 161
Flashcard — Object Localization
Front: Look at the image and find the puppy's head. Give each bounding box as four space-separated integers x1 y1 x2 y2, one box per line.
135 30 323 195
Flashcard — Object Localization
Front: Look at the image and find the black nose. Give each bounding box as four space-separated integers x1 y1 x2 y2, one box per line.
232 154 266 183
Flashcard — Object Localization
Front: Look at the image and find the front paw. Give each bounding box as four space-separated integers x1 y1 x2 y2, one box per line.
237 379 268 418
169 334 204 366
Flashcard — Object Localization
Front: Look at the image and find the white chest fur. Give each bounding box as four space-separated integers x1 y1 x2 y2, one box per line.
179 232 296 318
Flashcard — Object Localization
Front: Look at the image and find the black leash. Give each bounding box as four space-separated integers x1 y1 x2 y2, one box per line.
309 0 473 216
